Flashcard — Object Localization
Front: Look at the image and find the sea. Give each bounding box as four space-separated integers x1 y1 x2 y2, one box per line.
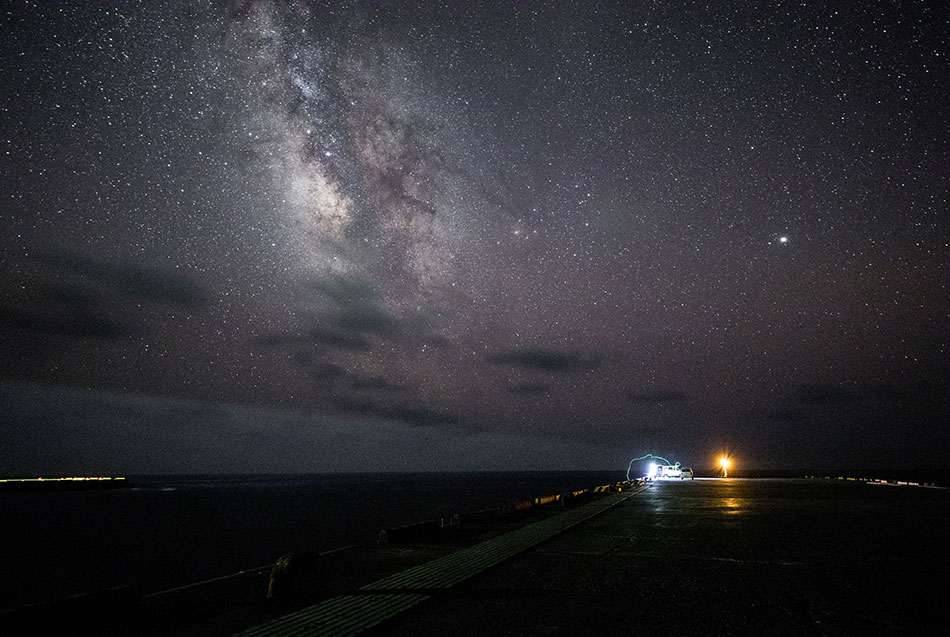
0 471 619 610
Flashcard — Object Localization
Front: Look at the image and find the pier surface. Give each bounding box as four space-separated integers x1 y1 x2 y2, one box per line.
371 478 948 635
5 477 946 635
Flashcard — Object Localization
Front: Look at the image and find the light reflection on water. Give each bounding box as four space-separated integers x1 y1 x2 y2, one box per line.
720 497 745 515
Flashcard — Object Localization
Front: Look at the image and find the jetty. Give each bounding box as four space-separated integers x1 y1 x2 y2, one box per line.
2 477 946 634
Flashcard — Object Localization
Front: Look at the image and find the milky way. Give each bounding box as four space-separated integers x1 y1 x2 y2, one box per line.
1 1 947 472
222 1 471 289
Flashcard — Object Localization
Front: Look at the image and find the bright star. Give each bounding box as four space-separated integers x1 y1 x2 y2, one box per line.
779 236 789 244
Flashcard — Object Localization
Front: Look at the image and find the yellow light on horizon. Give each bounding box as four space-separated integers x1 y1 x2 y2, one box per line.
719 456 731 477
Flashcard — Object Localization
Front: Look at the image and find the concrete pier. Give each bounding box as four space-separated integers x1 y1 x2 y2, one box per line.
371 478 948 635
6 478 945 635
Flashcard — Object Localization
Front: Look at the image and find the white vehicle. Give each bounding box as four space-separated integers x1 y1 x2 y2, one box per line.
646 463 688 480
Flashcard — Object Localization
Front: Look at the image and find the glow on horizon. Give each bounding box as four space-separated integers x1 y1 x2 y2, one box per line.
0 476 127 483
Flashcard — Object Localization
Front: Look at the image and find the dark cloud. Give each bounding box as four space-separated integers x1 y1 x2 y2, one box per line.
259 274 404 354
288 351 404 394
0 303 134 340
626 390 689 404
766 407 809 423
867 383 910 401
507 382 548 395
425 335 453 349
784 381 938 409
256 333 304 348
256 323 373 353
331 304 400 338
306 324 374 352
0 252 209 342
306 275 382 307
37 251 209 306
348 375 404 392
796 383 857 405
330 395 457 428
486 348 600 373
308 273 401 340
295 357 348 382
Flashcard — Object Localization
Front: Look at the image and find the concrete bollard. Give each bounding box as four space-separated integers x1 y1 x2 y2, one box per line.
267 551 320 599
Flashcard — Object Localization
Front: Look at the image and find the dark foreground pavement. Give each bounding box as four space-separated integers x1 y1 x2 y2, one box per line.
371 478 947 636
4 478 946 635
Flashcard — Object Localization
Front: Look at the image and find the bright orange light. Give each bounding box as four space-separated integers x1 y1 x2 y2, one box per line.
719 456 731 477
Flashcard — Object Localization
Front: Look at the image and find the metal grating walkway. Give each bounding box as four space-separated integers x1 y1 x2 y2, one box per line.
234 489 640 637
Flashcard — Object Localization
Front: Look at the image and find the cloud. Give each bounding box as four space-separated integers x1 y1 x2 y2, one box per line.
626 390 689 404
308 273 401 341
37 251 208 306
0 380 627 474
795 383 857 405
288 351 404 394
291 356 348 382
331 304 400 338
507 382 548 395
265 273 457 358
330 395 457 428
486 347 601 373
425 335 453 349
793 381 942 407
306 325 374 351
259 274 403 354
306 275 381 307
0 302 134 340
257 323 373 353
866 383 909 401
765 407 809 422
348 375 404 392
0 252 209 342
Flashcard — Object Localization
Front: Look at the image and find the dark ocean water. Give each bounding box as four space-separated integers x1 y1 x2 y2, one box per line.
0 471 618 609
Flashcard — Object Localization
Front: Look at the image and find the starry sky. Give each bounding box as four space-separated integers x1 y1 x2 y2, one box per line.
2 1 948 475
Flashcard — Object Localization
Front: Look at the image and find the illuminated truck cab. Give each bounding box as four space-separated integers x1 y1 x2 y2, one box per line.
645 464 694 480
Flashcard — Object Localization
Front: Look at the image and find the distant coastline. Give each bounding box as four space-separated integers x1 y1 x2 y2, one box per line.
0 477 131 492
683 468 948 486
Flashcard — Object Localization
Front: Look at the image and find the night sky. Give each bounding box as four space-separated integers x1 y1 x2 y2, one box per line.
2 1 947 475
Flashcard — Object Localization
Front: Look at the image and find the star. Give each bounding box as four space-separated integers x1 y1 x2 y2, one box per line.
0 0 944 475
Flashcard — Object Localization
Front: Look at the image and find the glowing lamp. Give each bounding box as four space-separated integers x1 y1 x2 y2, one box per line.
719 456 731 477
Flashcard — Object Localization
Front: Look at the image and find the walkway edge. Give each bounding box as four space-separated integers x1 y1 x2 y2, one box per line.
234 488 644 637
